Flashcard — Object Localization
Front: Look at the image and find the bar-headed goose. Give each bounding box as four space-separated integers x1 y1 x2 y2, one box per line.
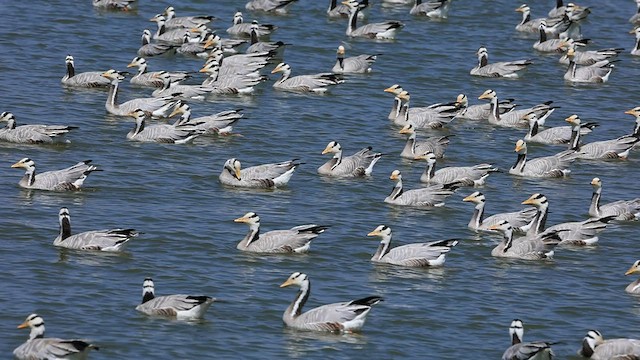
54 207 139 251
317 141 382 177
61 55 110 88
578 330 640 359
399 121 451 159
588 178 640 220
501 319 555 360
219 158 300 188
384 169 458 207
135 278 215 319
414 151 498 186
470 47 532 78
462 192 536 232
343 0 404 39
11 158 99 191
272 63 344 93
509 140 574 178
566 115 639 159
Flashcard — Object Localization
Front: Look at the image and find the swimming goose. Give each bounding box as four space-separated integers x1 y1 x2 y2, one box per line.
509 139 574 178
150 15 190 45
332 45 378 74
631 27 640 56
136 278 215 319
522 112 597 145
523 193 612 246
102 69 179 117
410 0 451 18
386 87 459 122
205 33 248 55
13 314 98 360
61 55 110 88
246 23 287 56
462 192 537 232
533 21 588 52
318 141 382 177
246 0 298 13
272 63 344 93
226 12 277 37
399 121 451 159
394 91 457 129
488 220 560 260
455 94 516 121
625 260 640 294
588 178 640 220
343 0 404 39
126 109 203 144
566 115 639 159
11 158 99 191
624 107 640 137
234 212 328 253
207 47 272 69
578 330 640 359
219 158 300 188
0 112 77 144
502 319 555 360
515 4 569 35
199 61 264 94
162 6 214 29
280 272 383 332
470 47 532 78
328 0 367 18
514 4 549 34
169 102 243 135
479 90 554 128
564 47 616 83
92 0 134 10
176 32 216 57
557 42 622 66
54 207 138 251
367 225 458 267
384 169 458 207
414 151 498 186
138 29 176 57
384 84 405 120
152 72 212 99
127 57 189 88
631 1 640 25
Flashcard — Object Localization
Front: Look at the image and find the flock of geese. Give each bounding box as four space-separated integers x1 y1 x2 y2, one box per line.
6 0 640 359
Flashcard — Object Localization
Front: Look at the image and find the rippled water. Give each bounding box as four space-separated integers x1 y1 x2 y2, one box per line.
2 0 640 358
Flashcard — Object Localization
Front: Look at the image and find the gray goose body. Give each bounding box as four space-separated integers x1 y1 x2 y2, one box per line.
509 140 574 178
564 48 615 83
332 45 377 74
384 170 457 207
328 0 366 18
170 102 243 135
523 112 597 145
410 0 451 18
489 221 559 260
317 141 382 177
455 94 517 121
280 272 382 332
589 178 640 220
367 225 457 267
479 89 554 128
502 319 555 360
127 57 189 88
558 44 622 66
579 330 640 360
219 158 300 188
102 70 178 117
566 115 639 159
92 0 134 10
415 152 497 187
344 0 404 39
246 0 298 13
152 73 212 99
399 121 451 159
11 158 99 191
127 109 203 144
226 12 277 37
136 278 215 319
0 112 76 144
54 207 138 251
234 212 328 253
162 6 214 29
470 47 532 78
246 25 287 56
150 15 190 45
394 91 457 128
14 314 98 360
200 61 264 94
625 261 640 294
137 30 176 57
463 192 536 232
61 55 110 88
272 63 343 93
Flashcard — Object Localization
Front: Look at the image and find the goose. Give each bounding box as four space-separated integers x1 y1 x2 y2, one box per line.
624 107 640 137
61 55 110 88
127 57 189 88
162 6 214 29
135 278 215 319
317 141 382 177
126 109 203 144
410 0 452 18
478 89 555 128
234 212 328 253
631 27 640 56
557 42 622 66
462 191 536 232
515 4 571 36
332 45 378 74
522 112 597 145
207 47 272 69
384 169 458 207
414 151 498 186
54 207 138 251
588 178 640 220
13 314 98 360
271 63 344 93
176 32 216 57
343 0 404 39
199 61 265 94
367 225 458 267
399 121 451 159
246 23 288 56
328 0 367 18
578 330 640 359
102 69 179 117
138 29 176 57
207 33 249 55
566 114 639 160
488 220 560 260
385 86 460 122
219 158 300 188
92 0 134 10
564 47 615 83
548 0 589 19
150 14 190 45
455 93 517 121
502 319 555 360
279 272 383 332
246 0 298 13
11 158 99 191
509 139 574 178
0 112 77 144
226 12 277 37
631 1 640 25
533 21 588 52
169 101 243 135
394 91 457 128
152 71 212 99
522 193 613 246
470 47 532 78
625 260 640 294
514 4 549 34
384 84 406 120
